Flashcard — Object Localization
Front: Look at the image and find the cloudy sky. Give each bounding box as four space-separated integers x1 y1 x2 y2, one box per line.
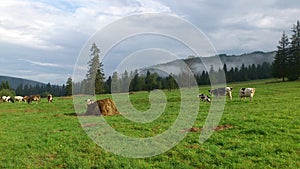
0 0 299 84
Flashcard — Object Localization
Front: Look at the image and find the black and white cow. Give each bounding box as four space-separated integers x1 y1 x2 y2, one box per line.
239 88 256 101
209 87 233 100
197 93 211 102
1 96 14 103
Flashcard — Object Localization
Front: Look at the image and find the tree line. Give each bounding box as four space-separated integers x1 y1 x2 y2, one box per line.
272 20 300 81
72 43 273 95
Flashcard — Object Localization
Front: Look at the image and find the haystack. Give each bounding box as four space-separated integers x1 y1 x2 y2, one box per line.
86 98 120 116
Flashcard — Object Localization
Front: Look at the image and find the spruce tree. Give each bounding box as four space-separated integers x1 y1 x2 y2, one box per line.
85 43 105 94
288 20 300 80
65 77 73 96
273 31 289 81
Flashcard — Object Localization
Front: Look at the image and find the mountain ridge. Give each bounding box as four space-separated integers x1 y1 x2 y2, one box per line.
140 51 276 75
0 75 45 89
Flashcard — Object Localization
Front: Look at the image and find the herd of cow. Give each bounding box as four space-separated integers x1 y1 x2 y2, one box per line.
1 94 53 104
197 87 256 102
1 87 255 104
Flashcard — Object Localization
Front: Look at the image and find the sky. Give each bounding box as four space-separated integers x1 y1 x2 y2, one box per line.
0 0 299 84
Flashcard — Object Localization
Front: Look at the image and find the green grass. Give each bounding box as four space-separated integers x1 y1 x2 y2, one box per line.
0 79 299 168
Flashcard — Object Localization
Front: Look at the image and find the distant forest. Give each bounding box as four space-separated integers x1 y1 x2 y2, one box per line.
0 61 272 97
72 62 272 95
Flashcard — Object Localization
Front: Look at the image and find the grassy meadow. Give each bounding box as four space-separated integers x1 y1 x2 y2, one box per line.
0 79 299 168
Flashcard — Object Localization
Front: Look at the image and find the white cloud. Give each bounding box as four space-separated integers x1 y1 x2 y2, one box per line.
19 59 63 68
1 0 300 84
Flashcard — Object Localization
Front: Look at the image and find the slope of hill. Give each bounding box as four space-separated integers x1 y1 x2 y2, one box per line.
0 75 45 89
140 51 275 75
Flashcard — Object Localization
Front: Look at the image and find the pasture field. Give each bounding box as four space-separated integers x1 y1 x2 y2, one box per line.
0 79 299 168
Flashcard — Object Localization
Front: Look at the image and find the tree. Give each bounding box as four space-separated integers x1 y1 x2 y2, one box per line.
65 77 73 96
272 31 290 81
166 74 177 91
0 81 10 90
287 20 300 80
105 76 112 94
85 43 105 94
145 71 156 92
111 72 121 93
121 70 130 92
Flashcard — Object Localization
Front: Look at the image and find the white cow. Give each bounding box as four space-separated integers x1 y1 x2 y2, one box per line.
15 96 24 102
239 88 256 101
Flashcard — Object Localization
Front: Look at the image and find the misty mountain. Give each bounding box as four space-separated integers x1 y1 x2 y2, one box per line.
0 75 45 89
140 51 276 76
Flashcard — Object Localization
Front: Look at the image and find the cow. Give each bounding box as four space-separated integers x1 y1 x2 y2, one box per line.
28 95 41 104
239 88 256 101
209 87 233 100
47 94 53 103
14 96 24 102
1 96 14 103
197 93 211 102
1 96 9 102
23 96 29 102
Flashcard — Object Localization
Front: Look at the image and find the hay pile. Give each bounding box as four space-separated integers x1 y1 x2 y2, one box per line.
86 98 120 116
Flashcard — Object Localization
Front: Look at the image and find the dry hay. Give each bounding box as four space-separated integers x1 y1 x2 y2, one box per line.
86 98 120 116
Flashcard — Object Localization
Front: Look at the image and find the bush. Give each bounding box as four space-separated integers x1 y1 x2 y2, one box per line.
0 89 16 97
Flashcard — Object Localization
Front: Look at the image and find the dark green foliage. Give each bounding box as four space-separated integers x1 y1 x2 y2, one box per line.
65 77 72 96
272 31 289 81
273 20 300 81
15 83 66 97
287 20 300 80
0 81 10 90
85 43 105 94
0 89 15 97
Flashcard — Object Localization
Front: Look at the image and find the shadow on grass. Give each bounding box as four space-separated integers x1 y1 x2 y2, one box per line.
63 112 78 116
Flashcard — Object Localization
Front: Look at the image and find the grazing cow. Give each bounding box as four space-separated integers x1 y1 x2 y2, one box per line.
197 93 211 102
23 96 29 102
239 88 256 101
47 94 53 103
2 96 14 103
2 96 8 102
14 96 24 102
28 95 41 104
209 87 233 100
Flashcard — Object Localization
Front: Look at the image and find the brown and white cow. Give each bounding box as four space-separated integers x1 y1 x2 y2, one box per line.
28 95 41 104
209 87 233 100
239 88 256 101
47 94 53 103
23 96 29 102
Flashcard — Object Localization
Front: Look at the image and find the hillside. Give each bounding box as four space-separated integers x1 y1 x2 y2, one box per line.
140 51 276 75
0 75 44 89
